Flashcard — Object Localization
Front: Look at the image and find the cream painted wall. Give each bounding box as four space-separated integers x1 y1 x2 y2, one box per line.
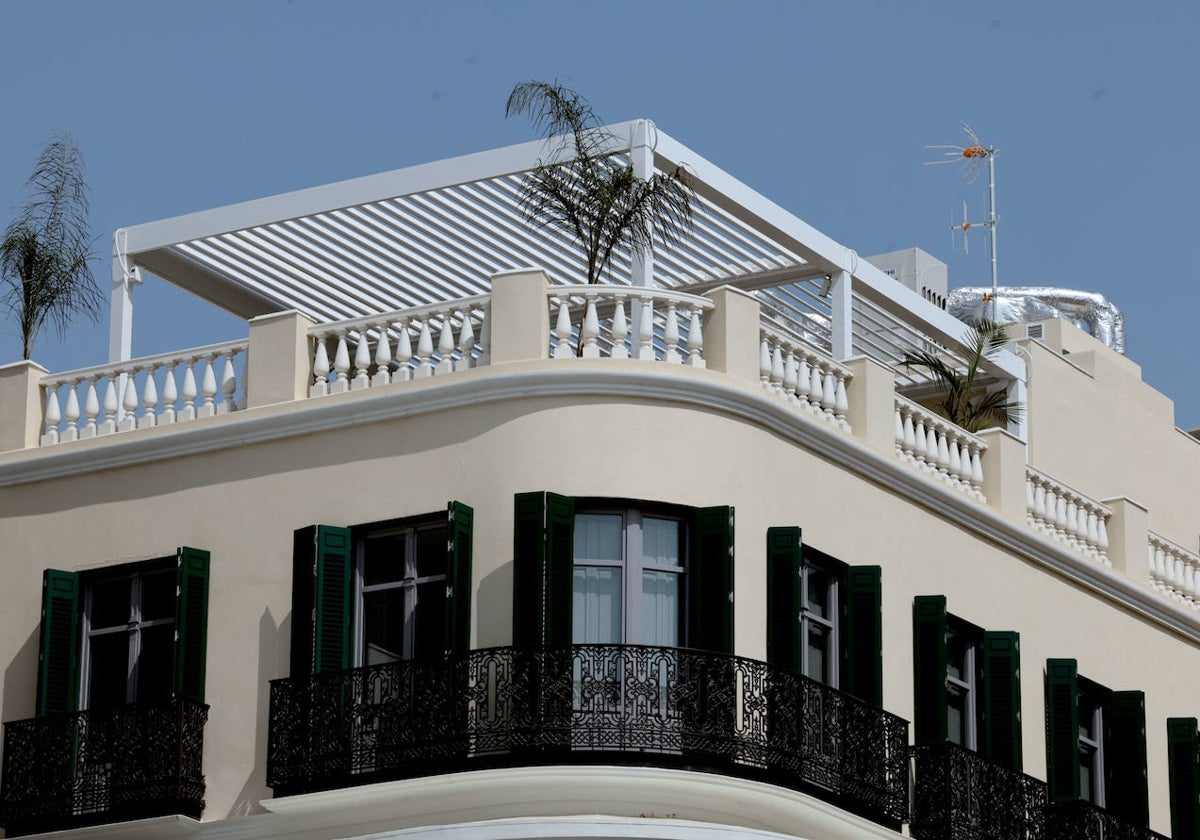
1021 321 1200 549
0 359 1197 835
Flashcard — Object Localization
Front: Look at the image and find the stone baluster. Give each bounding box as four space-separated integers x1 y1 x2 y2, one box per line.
415 320 435 378
180 361 198 421
458 309 475 368
82 380 100 438
610 300 629 359
552 300 573 359
833 373 849 430
580 297 601 358
796 354 812 409
782 351 798 403
42 387 61 445
395 322 413 382
808 361 824 417
759 337 772 390
664 302 682 363
60 383 80 442
373 328 393 387
139 369 159 429
687 308 705 368
436 314 456 374
220 354 238 412
332 334 351 393
636 297 655 360
475 306 492 367
198 357 218 418
119 373 139 430
161 365 178 425
102 377 119 432
770 344 785 393
352 333 372 390
311 336 331 397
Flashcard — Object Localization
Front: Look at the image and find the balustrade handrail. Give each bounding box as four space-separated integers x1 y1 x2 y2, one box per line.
1148 530 1199 560
307 293 493 338
759 322 852 379
40 338 248 390
894 394 987 451
1025 466 1110 516
267 643 909 827
546 284 716 311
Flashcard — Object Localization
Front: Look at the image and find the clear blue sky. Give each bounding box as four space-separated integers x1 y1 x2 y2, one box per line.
2 1 1198 425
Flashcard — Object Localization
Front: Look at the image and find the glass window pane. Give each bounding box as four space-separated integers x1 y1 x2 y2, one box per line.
415 526 447 578
413 579 446 659
946 631 967 681
90 578 132 629
363 532 407 586
136 624 174 704
140 571 176 621
947 685 966 745
88 633 129 709
573 566 622 644
574 515 623 563
1080 750 1094 802
643 518 681 568
641 570 679 646
363 588 406 664
805 567 831 620
805 621 830 683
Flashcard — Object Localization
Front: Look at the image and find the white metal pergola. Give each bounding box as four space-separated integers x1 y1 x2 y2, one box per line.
109 119 1024 391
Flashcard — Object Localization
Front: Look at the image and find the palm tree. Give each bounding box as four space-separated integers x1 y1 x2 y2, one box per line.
902 318 1021 433
1 132 100 360
505 80 694 285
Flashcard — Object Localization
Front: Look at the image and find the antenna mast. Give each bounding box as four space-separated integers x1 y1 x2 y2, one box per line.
928 124 1000 321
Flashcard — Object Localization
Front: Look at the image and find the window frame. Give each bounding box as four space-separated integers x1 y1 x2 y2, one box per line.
571 503 688 647
944 615 984 752
1077 678 1108 807
800 551 841 687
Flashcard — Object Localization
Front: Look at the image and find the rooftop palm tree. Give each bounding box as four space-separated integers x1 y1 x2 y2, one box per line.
902 318 1021 433
1 132 100 360
505 80 694 285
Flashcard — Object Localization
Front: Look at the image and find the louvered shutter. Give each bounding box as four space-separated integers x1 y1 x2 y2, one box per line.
1167 718 1200 840
37 570 80 716
982 630 1022 771
1044 658 1080 803
295 525 353 675
445 501 474 657
173 547 211 703
1107 690 1149 827
544 493 575 647
689 506 734 654
844 566 882 707
766 527 802 671
912 595 948 745
512 492 574 647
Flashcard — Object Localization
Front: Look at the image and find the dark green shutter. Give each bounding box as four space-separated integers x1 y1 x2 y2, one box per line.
766 527 802 671
173 547 211 703
1107 690 1149 827
512 492 574 647
1167 718 1200 840
544 494 575 647
37 570 80 716
690 506 734 654
290 526 316 678
912 595 948 745
982 630 1022 772
844 566 882 707
445 501 474 657
1044 658 1080 803
313 525 352 674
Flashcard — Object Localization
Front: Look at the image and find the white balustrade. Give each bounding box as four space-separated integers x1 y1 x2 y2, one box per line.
893 395 986 500
1025 468 1111 565
546 285 713 365
1148 533 1200 609
308 296 490 398
40 340 247 446
758 326 852 433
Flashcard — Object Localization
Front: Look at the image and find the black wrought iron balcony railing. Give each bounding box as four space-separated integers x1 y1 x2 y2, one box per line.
268 644 910 827
0 698 209 837
911 742 1170 840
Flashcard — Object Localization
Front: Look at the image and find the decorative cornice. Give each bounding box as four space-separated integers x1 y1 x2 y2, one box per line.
2 362 1196 644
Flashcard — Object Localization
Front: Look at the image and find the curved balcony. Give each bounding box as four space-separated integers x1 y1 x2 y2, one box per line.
0 698 208 837
267 644 909 827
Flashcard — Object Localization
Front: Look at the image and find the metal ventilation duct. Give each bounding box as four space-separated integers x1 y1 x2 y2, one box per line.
948 287 1126 355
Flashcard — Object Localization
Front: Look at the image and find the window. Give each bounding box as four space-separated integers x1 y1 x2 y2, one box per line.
572 509 684 646
36 549 211 717
912 596 1022 772
290 501 472 678
1167 718 1200 839
513 493 733 653
1044 659 1148 827
766 528 881 705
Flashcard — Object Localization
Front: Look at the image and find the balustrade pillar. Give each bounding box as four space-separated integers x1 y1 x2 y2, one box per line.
0 361 48 452
1102 496 1149 578
488 269 551 364
703 286 760 382
977 427 1027 523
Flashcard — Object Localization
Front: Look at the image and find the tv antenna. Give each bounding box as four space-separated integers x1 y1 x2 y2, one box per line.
927 123 1000 321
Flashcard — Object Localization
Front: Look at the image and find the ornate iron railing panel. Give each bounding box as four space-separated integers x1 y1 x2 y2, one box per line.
911 742 1047 840
268 644 909 826
0 698 208 837
1045 800 1171 840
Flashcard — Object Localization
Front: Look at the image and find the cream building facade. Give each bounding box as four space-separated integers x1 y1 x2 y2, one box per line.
0 123 1198 840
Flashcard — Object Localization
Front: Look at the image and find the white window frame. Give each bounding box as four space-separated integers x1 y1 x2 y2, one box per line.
1078 687 1106 806
800 560 839 687
944 621 979 751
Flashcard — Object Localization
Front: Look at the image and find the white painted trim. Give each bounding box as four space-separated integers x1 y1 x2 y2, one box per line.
21 814 200 840
0 362 1193 644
